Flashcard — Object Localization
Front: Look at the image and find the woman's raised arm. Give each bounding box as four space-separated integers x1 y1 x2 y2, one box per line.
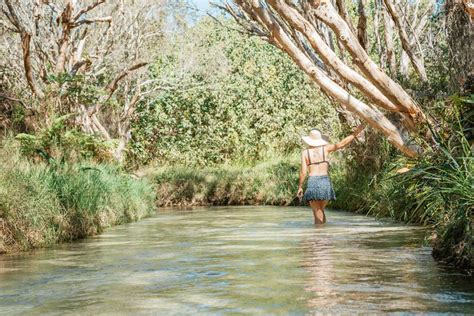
326 124 366 153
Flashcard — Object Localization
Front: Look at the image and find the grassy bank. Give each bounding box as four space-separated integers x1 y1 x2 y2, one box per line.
0 150 155 254
149 155 345 208
150 157 302 207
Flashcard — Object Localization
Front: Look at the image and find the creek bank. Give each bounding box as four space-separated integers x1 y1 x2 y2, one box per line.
0 156 155 254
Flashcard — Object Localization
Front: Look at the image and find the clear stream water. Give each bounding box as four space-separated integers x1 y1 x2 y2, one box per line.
0 206 473 315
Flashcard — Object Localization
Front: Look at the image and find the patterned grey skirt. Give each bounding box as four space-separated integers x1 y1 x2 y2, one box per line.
303 175 336 202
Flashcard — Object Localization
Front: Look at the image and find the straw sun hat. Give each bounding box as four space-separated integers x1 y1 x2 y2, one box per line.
301 129 329 147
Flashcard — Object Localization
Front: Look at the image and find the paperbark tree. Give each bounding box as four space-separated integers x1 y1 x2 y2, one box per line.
3 1 44 99
392 0 433 78
222 0 430 157
372 0 384 68
382 2 397 76
0 0 170 161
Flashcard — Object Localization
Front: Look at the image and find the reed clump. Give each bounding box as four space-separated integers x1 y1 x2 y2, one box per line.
0 146 155 253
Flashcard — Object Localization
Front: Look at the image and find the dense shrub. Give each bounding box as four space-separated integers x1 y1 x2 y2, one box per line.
130 19 342 166
14 115 115 163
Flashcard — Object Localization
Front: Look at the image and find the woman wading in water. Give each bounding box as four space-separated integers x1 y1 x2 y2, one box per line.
297 124 366 224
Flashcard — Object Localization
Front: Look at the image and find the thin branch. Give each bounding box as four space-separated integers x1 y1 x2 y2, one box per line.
206 12 249 37
357 0 368 50
335 0 356 34
106 62 149 96
21 33 44 98
0 93 26 108
72 16 112 27
73 0 107 21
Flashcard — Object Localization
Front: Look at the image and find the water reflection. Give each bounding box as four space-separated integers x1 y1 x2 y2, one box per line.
301 232 338 311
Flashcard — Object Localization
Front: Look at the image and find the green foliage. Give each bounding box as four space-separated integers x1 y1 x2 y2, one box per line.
404 96 473 268
15 115 114 163
130 19 341 166
47 72 106 105
403 150 472 268
0 145 155 253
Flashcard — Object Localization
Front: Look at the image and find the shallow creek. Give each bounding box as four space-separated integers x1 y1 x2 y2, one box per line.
0 206 472 314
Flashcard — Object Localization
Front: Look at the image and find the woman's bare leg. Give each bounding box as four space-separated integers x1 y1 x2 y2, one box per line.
321 200 328 223
309 200 325 224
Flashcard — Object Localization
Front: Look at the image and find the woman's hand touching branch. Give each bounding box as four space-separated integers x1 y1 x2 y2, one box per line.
326 123 367 152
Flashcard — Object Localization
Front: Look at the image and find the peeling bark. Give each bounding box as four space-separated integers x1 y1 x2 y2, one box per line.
56 1 74 74
21 33 44 98
445 0 474 88
462 0 474 19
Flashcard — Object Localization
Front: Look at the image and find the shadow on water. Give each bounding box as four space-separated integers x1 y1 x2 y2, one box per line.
0 206 472 314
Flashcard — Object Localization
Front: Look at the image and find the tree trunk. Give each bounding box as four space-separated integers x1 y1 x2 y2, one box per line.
382 3 397 76
56 1 74 74
373 0 384 67
398 5 430 79
445 0 474 90
113 130 131 163
21 33 44 98
399 50 410 77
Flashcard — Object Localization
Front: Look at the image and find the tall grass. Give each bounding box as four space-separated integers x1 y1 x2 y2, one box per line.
150 156 301 207
394 102 473 268
0 146 155 253
404 152 472 268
